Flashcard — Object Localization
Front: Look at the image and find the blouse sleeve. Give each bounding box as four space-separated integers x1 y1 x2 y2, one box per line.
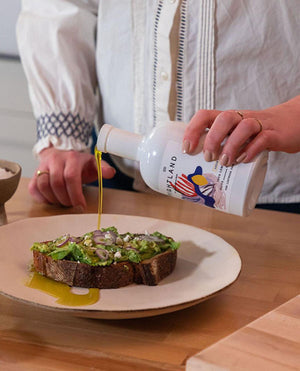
16 0 99 155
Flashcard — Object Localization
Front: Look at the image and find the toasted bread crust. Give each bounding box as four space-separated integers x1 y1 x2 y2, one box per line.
33 249 177 289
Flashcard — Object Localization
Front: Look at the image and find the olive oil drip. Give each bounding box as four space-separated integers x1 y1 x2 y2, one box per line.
95 148 103 230
25 272 99 306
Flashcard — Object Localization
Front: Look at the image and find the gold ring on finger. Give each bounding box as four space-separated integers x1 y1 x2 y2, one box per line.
254 118 263 133
36 170 50 177
235 111 244 119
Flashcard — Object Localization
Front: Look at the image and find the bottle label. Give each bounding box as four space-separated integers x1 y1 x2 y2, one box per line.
158 141 238 212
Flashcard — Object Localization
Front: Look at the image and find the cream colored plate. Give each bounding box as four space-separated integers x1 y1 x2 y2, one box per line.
0 214 241 319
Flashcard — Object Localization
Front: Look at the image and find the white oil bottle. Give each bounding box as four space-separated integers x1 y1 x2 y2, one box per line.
97 121 268 216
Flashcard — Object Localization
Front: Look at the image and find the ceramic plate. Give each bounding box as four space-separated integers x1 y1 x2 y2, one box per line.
0 214 241 319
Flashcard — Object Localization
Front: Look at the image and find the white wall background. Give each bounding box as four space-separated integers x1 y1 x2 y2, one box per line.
0 0 20 56
0 59 38 177
0 0 38 177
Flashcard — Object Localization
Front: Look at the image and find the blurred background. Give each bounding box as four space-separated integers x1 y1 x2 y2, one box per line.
0 0 38 177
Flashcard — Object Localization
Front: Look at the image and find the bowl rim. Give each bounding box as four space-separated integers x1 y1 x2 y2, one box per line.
0 159 22 180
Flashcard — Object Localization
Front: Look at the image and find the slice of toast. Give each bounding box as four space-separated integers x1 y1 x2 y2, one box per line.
31 228 179 289
33 249 177 288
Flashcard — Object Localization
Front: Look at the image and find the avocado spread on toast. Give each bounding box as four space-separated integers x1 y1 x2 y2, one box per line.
31 227 180 267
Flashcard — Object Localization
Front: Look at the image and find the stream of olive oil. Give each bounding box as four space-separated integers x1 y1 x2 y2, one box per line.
25 150 103 307
95 148 103 230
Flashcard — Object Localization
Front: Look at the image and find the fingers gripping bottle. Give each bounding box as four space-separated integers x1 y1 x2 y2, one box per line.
97 122 268 216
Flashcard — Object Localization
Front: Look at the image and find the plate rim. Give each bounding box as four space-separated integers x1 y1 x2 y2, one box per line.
0 279 239 319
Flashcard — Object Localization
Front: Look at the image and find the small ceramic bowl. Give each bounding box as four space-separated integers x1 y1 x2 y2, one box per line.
0 159 22 225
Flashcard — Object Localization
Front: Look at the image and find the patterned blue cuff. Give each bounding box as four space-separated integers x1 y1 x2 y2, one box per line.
37 112 93 146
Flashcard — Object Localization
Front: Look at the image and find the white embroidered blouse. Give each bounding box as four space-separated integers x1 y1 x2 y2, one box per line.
17 0 300 204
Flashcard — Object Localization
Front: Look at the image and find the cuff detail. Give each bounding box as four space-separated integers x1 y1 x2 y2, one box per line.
37 112 93 146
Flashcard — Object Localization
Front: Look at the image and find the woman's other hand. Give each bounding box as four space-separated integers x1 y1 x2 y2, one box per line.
29 147 116 210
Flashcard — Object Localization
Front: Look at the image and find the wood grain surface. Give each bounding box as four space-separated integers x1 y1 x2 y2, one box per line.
187 295 300 370
1 177 299 370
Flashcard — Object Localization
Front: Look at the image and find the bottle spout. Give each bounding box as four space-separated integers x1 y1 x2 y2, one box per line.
97 124 142 161
97 124 114 153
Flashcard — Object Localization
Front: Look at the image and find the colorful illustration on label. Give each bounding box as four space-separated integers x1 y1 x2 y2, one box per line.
170 166 226 210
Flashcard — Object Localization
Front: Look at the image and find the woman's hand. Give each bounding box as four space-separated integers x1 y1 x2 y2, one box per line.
182 96 300 166
29 147 116 211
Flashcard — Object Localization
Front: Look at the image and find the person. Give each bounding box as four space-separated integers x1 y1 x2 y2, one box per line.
17 1 300 213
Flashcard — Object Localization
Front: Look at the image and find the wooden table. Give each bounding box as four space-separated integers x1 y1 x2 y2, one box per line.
1 177 299 370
